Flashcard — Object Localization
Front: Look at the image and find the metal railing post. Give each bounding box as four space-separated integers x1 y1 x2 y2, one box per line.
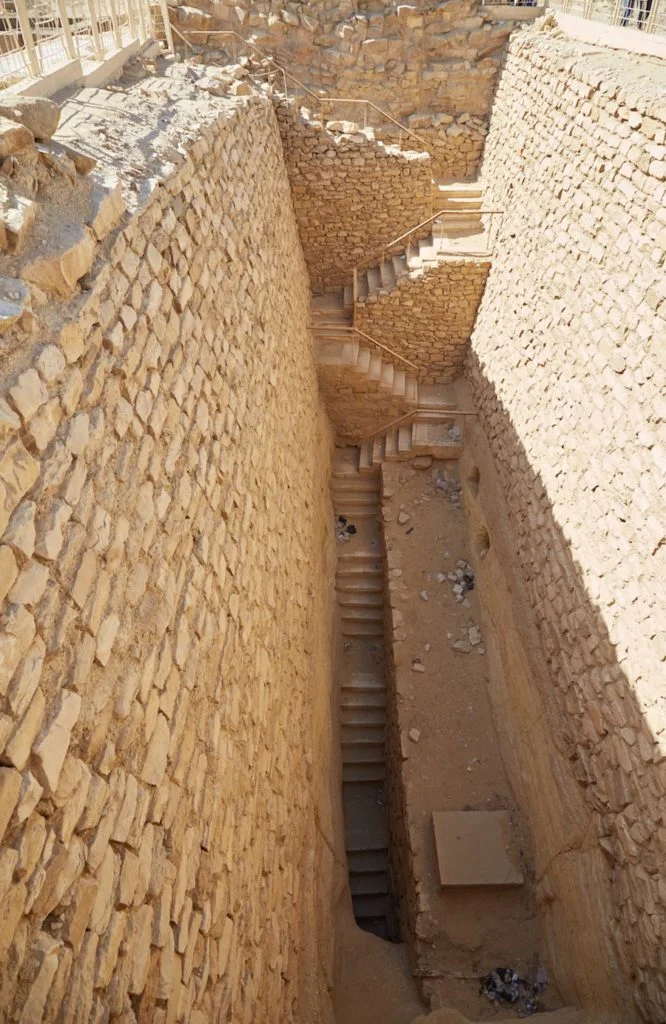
136 0 149 42
85 0 105 59
109 0 122 48
56 0 77 59
14 0 40 76
158 0 174 51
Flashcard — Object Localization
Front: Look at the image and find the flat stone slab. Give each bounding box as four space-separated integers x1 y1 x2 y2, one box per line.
432 810 524 888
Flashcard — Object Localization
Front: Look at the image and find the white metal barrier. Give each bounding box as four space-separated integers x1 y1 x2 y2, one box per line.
0 0 162 89
482 0 665 35
547 0 665 32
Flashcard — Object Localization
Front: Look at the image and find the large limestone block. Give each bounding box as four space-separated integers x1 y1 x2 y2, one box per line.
22 226 96 298
88 180 125 241
0 115 33 157
0 95 60 140
4 196 37 253
32 688 82 794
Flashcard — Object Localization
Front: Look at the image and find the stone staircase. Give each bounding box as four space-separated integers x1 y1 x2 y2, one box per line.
333 454 397 940
313 296 466 455
313 297 419 408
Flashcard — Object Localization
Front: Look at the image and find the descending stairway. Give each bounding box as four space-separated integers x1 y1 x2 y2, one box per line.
333 452 397 941
432 180 484 234
312 295 419 407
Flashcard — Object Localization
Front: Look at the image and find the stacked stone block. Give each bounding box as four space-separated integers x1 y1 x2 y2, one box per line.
356 257 491 382
172 0 512 178
0 96 336 1023
468 26 666 1023
276 102 435 290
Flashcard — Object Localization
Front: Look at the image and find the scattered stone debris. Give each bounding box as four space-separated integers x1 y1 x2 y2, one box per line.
435 471 461 506
480 964 549 1018
449 621 484 655
397 509 411 525
420 590 428 601
449 560 475 603
411 658 426 673
336 515 357 543
409 728 421 743
448 424 462 443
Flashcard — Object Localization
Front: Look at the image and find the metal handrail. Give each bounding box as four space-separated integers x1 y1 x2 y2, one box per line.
359 406 476 444
169 26 432 152
312 319 419 371
355 206 503 273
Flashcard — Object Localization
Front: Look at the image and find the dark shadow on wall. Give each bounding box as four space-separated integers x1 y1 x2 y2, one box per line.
462 357 663 1024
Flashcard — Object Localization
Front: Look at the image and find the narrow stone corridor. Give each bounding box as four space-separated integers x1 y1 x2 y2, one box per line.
333 448 398 941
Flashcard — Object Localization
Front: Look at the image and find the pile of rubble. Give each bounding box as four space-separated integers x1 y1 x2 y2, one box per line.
0 95 125 336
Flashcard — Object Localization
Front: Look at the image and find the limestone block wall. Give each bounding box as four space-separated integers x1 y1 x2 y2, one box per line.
171 0 512 144
0 95 338 1023
468 26 666 1023
355 257 491 382
276 102 434 291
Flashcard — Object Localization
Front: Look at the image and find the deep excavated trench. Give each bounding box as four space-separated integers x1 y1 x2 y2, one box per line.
330 441 568 1024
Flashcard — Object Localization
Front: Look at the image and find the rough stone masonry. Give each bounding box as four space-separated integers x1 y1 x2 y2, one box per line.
0 87 338 1023
467 23 666 1024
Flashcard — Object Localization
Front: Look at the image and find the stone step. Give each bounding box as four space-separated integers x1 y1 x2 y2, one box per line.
350 872 389 897
336 577 384 593
332 493 380 507
359 442 374 473
341 723 386 745
343 763 386 783
342 744 385 765
337 550 383 563
352 892 392 918
379 260 395 290
392 253 408 279
398 426 413 453
332 475 378 492
341 606 384 622
393 369 406 397
345 672 385 689
372 437 385 464
380 362 394 390
416 383 456 409
337 591 383 607
342 621 384 637
336 563 383 579
384 428 399 460
340 687 387 710
341 707 386 727
316 341 357 366
348 848 390 873
356 346 371 374
367 266 381 295
367 352 382 381
405 377 418 403
411 420 463 456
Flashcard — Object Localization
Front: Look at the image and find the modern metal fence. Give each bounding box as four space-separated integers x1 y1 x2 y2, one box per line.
0 0 159 89
481 0 665 36
548 0 665 33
